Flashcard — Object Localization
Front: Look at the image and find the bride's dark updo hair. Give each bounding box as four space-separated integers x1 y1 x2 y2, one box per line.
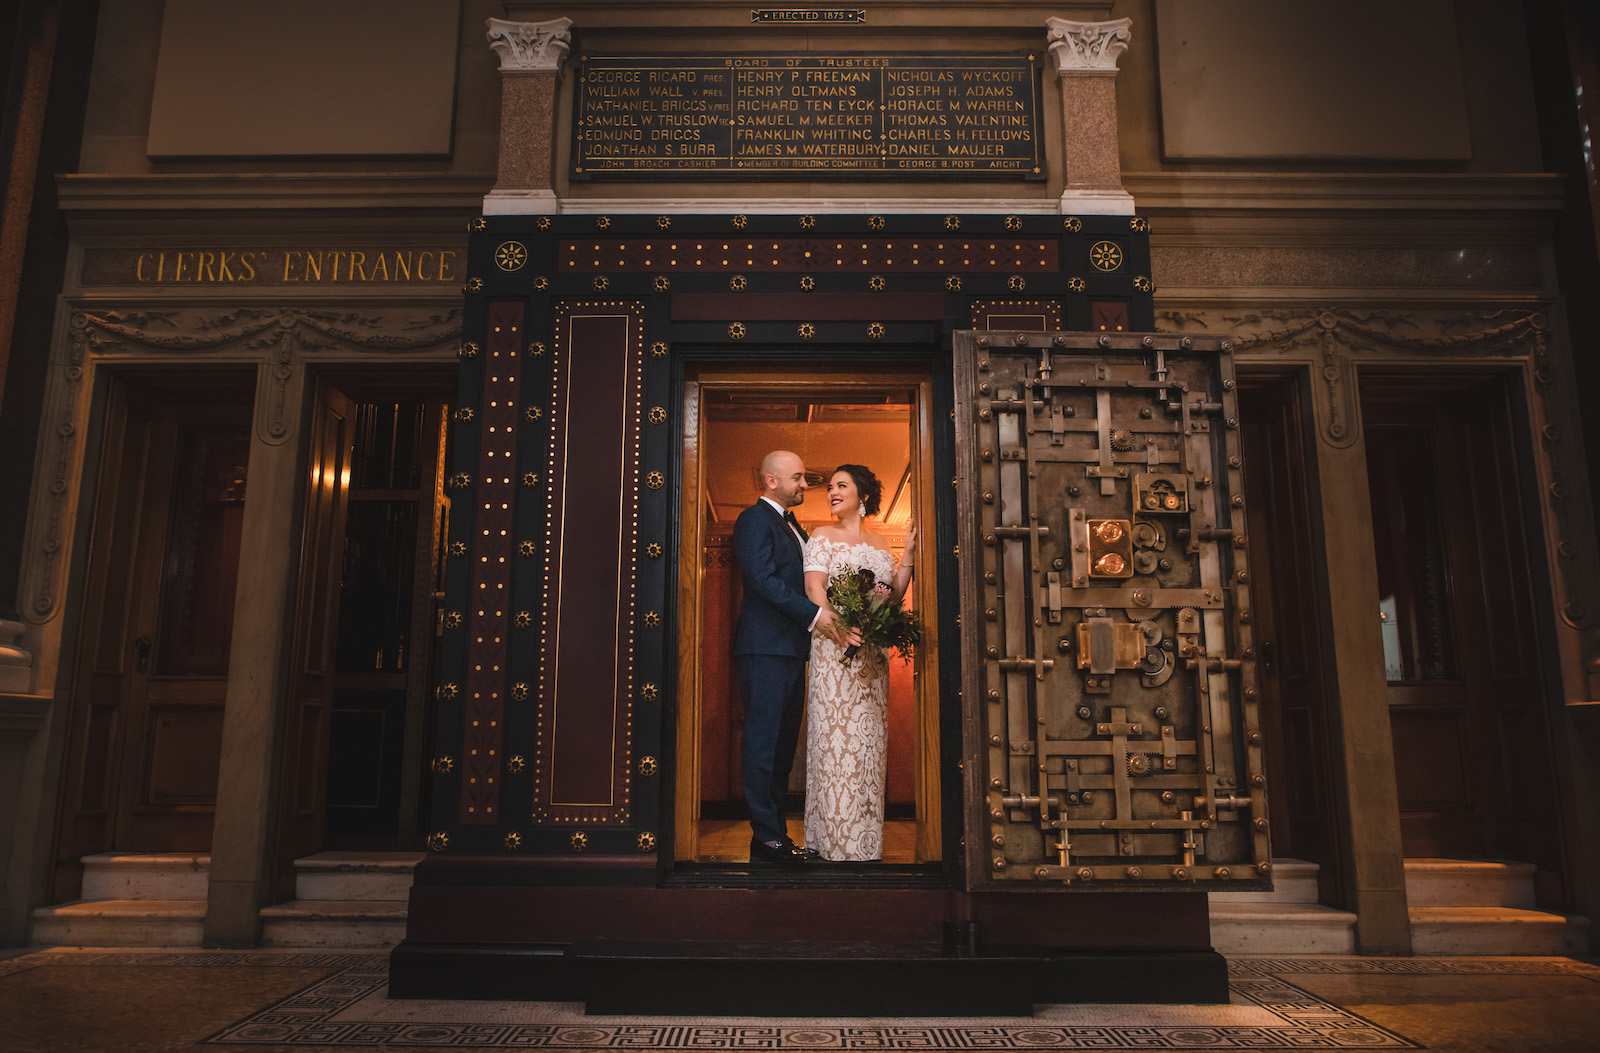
834 463 883 517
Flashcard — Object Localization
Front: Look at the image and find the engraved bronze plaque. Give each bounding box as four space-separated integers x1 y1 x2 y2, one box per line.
751 9 866 23
571 53 1043 179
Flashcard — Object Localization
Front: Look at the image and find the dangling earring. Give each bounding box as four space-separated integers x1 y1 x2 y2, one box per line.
857 502 867 518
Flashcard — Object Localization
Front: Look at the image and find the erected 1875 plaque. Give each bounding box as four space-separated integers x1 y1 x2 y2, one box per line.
570 53 1043 179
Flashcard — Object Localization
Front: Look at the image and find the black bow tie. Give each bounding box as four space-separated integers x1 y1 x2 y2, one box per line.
782 509 807 540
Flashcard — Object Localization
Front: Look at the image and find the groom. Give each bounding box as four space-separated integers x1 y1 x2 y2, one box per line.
732 450 839 864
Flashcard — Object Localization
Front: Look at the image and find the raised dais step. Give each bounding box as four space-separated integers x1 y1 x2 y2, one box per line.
259 899 409 948
30 899 205 947
1208 858 1354 954
1208 901 1358 954
80 853 209 900
1212 858 1320 904
1409 906 1590 955
291 851 423 901
1404 858 1537 908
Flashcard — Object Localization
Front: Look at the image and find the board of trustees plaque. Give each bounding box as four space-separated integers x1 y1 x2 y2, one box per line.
570 53 1044 179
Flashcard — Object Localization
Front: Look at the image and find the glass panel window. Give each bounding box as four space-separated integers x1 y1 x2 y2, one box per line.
1366 426 1454 682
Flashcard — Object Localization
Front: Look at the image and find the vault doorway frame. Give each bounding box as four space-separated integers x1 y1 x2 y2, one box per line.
673 364 943 866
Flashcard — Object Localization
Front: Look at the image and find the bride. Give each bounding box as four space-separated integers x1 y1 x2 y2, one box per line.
801 464 916 861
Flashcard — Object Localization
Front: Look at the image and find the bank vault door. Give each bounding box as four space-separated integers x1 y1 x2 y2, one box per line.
954 330 1270 889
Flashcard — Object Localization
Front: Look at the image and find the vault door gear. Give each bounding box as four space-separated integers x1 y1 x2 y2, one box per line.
954 330 1270 888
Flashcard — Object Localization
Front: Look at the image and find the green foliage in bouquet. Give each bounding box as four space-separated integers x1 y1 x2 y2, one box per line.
825 566 921 666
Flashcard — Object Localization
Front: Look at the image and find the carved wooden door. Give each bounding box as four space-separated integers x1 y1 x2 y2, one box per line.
954 330 1271 889
52 384 253 892
118 411 252 852
52 388 157 897
1239 378 1341 897
1365 378 1561 870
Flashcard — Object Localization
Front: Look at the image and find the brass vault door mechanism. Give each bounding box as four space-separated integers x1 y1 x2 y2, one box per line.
953 330 1270 890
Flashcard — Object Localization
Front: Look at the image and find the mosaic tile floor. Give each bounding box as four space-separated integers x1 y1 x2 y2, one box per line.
2 949 1596 1051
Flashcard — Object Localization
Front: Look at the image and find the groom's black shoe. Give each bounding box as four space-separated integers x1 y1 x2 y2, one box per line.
780 837 822 860
749 837 812 864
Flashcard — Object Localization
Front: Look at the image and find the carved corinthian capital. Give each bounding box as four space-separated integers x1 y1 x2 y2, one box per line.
1046 17 1132 72
486 17 573 72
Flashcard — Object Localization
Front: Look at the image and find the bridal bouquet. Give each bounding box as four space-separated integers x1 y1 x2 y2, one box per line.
825 567 921 667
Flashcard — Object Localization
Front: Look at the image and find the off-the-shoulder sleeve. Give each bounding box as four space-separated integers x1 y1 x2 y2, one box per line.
803 535 831 574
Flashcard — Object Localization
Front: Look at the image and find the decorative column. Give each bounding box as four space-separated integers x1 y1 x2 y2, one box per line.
205 360 310 946
1305 432 1413 954
1046 17 1136 216
484 17 573 215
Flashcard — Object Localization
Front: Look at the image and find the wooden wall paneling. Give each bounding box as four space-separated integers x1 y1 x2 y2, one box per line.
674 377 703 860
533 302 645 828
911 373 943 863
459 301 526 825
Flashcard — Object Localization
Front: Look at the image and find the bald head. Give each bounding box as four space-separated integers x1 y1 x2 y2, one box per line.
760 450 807 508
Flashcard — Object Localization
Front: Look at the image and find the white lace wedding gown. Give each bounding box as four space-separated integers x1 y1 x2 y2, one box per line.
802 535 900 861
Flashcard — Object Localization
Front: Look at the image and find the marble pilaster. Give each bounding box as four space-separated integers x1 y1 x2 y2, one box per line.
483 17 572 216
1046 17 1135 215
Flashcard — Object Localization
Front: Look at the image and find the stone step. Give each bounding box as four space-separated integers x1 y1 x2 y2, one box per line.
1404 858 1537 908
30 899 205 947
1409 906 1590 956
1208 901 1357 955
291 851 424 901
80 853 209 901
259 899 410 948
1210 858 1320 904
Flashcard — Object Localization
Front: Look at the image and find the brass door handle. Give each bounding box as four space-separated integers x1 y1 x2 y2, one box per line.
132 634 152 673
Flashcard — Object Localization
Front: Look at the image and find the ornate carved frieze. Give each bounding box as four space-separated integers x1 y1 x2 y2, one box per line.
1157 306 1546 448
19 306 461 626
486 17 573 72
1046 17 1133 73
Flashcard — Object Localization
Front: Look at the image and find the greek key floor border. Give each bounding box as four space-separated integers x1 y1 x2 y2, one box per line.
8 950 1597 1049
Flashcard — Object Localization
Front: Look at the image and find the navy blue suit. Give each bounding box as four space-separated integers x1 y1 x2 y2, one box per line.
732 499 820 844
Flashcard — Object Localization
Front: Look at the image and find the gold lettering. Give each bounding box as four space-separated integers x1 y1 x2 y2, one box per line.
134 245 462 284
